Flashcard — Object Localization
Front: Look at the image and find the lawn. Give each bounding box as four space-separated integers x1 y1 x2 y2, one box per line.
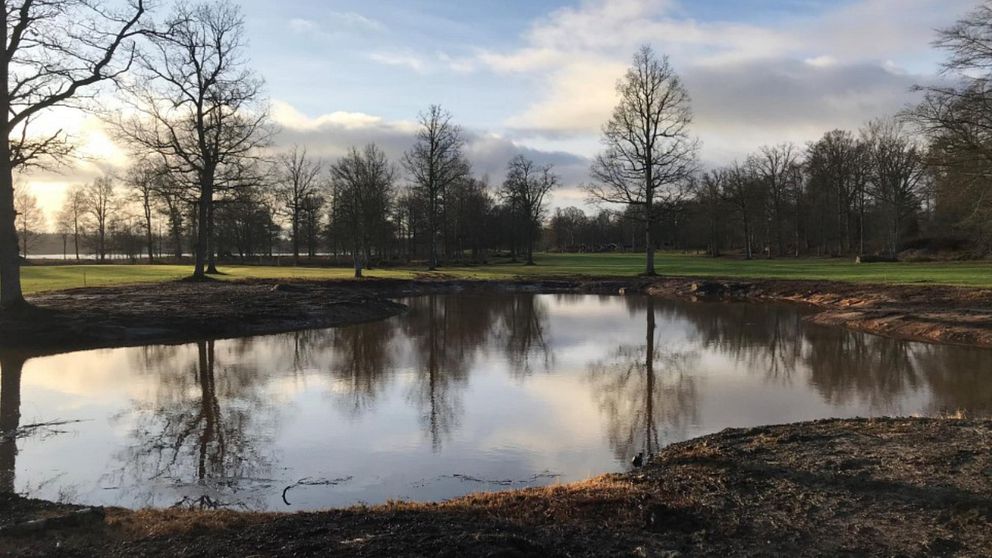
16 252 992 295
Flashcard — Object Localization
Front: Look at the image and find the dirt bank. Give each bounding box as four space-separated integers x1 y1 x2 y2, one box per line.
1 418 989 557
3 275 992 355
646 277 992 348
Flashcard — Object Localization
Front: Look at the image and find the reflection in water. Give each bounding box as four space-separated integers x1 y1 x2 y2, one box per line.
2 294 991 511
111 341 274 509
0 354 23 494
590 298 699 462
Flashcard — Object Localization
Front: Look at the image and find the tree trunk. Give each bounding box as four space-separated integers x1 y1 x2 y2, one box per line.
206 199 218 274
644 176 655 275
292 211 300 266
0 12 25 310
193 191 210 279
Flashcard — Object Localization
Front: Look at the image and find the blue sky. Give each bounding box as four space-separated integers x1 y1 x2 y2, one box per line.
25 0 979 216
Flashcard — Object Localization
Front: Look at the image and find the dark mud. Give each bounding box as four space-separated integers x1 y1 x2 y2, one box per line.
4 275 992 356
1 418 989 557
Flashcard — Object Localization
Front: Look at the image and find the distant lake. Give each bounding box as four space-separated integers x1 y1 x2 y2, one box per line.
1 294 989 511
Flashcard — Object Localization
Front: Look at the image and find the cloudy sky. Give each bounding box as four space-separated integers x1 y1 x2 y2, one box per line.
25 0 975 221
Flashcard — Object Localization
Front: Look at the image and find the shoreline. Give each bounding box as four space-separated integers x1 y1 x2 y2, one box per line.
2 275 991 357
1 417 989 556
2 279 991 555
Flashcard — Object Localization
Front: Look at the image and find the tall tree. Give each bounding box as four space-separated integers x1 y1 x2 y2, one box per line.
587 45 698 275
275 146 322 265
403 105 470 270
330 144 395 278
125 161 160 262
83 176 115 261
115 0 270 280
0 0 147 307
13 187 42 257
863 119 928 255
57 185 86 261
750 144 801 257
500 155 558 265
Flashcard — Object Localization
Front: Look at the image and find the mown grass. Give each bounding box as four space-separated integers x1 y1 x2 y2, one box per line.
17 252 992 295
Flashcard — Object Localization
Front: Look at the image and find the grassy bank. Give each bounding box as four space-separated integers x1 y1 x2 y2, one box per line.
19 252 992 294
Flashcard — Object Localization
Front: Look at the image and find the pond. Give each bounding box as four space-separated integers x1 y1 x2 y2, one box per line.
1 294 990 511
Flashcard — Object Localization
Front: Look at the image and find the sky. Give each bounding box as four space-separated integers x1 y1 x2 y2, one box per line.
22 0 977 224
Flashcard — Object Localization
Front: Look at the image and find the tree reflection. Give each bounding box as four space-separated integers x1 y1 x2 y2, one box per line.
0 353 24 495
402 296 483 452
589 298 699 463
496 294 552 377
326 321 397 414
112 340 273 509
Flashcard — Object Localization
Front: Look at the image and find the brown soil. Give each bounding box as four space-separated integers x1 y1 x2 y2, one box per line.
3 275 992 356
1 418 989 557
645 278 992 348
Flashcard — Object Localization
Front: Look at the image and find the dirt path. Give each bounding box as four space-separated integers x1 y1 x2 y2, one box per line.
1 418 989 557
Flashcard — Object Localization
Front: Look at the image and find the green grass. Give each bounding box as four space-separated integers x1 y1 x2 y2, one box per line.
17 252 992 295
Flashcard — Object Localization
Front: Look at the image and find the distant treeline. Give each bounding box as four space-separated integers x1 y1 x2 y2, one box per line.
14 1 992 275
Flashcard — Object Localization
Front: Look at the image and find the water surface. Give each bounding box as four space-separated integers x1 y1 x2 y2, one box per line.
1 294 989 511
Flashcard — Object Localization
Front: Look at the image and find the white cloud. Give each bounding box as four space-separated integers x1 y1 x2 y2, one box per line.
369 51 427 73
477 0 971 163
288 18 318 33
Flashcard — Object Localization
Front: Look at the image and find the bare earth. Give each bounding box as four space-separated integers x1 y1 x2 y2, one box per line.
1 277 991 556
1 418 990 557
3 274 992 354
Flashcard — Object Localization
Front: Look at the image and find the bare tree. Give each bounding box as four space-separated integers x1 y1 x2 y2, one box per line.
125 161 162 262
330 144 395 278
275 146 322 265
721 164 762 260
587 45 698 275
0 0 148 307
863 119 928 255
13 187 42 257
114 0 270 280
403 105 470 270
500 155 558 265
83 176 115 261
909 4 992 232
750 144 801 257
57 185 86 261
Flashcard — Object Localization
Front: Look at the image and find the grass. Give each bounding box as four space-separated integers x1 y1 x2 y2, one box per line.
17 252 992 295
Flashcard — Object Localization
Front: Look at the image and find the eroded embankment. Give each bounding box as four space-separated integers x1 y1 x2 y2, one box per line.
645 277 992 348
1 418 990 557
4 275 992 356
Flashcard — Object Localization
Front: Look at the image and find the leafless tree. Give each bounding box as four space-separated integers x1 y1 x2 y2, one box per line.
13 186 42 257
500 155 558 265
587 45 698 275
275 146 322 265
721 164 762 260
403 105 470 270
57 185 86 261
863 119 928 255
0 0 148 307
83 176 116 261
330 144 395 277
125 161 163 262
114 0 270 280
750 144 801 257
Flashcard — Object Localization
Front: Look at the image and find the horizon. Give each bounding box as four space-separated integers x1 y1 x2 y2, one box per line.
18 0 971 228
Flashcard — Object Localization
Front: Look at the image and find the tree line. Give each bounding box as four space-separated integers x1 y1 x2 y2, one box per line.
3 0 992 306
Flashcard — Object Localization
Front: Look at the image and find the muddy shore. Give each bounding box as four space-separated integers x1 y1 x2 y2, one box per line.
2 275 992 355
2 277 992 556
1 418 990 557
